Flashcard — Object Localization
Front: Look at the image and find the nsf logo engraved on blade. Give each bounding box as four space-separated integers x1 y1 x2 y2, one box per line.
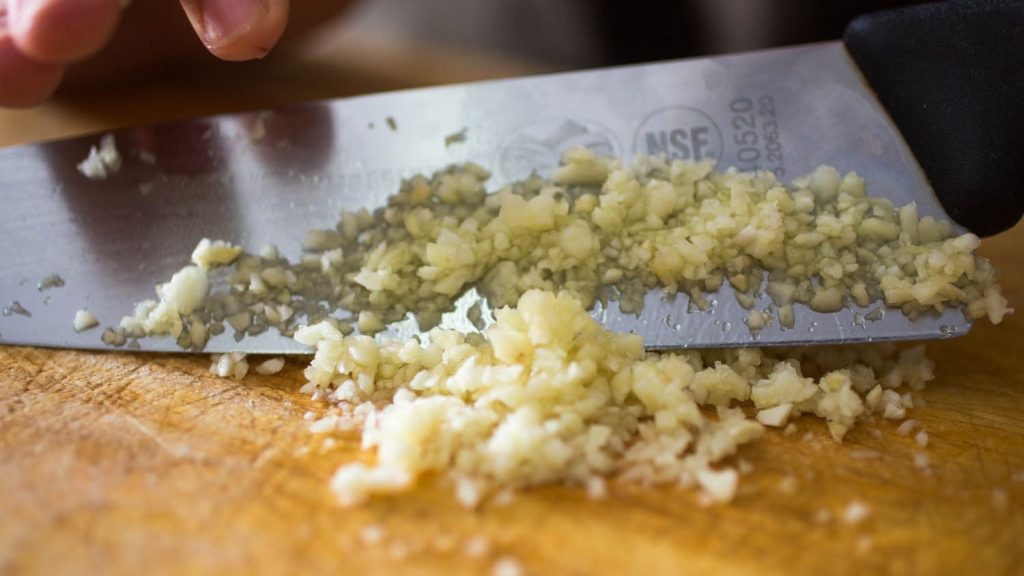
499 118 620 181
632 106 723 165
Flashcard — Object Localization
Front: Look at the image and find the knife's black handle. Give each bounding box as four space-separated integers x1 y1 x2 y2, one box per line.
844 0 1024 237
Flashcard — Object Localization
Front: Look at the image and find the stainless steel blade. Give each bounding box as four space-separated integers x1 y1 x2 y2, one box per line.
0 41 971 354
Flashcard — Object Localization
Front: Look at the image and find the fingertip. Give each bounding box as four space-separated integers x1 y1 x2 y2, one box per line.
0 35 64 108
10 0 121 64
181 0 289 62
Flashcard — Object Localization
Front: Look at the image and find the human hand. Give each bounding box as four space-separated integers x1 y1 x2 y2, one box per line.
0 0 291 108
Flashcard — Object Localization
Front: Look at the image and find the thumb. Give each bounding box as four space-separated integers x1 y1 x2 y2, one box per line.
180 0 288 62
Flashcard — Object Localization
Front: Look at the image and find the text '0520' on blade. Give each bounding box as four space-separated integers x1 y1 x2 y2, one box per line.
0 41 969 354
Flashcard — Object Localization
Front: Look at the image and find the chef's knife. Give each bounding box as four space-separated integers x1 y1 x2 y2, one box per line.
1 0 1021 354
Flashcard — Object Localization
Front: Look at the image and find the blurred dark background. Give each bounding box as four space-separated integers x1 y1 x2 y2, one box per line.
3 0 937 147
346 0 928 68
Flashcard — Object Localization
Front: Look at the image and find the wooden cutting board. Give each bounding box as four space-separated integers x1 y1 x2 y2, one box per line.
1 37 1022 576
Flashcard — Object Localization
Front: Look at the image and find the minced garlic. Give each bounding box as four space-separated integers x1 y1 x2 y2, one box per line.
119 265 209 339
104 152 1007 352
191 238 243 270
210 352 249 379
254 357 285 375
72 309 99 332
491 557 524 576
95 153 1008 508
76 134 121 180
297 290 937 506
843 501 871 525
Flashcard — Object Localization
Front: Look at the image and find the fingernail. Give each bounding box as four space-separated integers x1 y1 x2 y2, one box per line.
200 0 265 44
7 0 50 35
6 0 35 31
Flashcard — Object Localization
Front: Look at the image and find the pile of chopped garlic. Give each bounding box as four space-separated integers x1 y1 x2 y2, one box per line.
299 289 936 506
327 147 1008 325
97 149 1007 352
90 151 1010 506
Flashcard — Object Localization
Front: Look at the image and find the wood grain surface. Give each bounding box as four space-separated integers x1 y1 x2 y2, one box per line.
1 33 1022 576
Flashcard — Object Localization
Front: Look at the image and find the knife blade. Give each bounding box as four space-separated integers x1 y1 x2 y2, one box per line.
0 25 1013 353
